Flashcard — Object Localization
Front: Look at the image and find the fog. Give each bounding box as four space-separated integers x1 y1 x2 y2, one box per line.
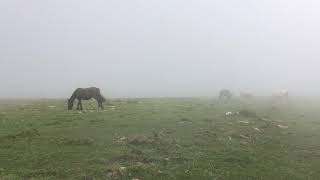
1 0 320 98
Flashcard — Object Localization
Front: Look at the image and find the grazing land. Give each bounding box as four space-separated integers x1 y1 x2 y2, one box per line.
0 98 320 180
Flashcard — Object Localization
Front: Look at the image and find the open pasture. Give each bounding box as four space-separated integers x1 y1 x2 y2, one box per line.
0 98 320 179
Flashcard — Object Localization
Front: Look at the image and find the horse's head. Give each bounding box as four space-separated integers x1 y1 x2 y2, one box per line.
67 98 74 110
98 95 106 102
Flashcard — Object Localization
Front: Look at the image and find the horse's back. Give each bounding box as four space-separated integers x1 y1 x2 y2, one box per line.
220 89 232 96
71 87 101 100
87 87 101 93
77 87 100 93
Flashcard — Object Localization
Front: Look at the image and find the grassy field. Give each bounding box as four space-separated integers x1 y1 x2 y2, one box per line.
0 98 320 180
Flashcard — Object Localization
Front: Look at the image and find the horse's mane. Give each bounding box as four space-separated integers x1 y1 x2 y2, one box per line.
69 89 79 102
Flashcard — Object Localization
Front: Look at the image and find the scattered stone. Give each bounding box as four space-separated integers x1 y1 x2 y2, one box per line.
118 166 127 175
277 125 289 129
228 136 232 141
225 112 233 116
254 127 261 132
240 134 249 139
164 157 170 161
179 118 192 123
119 137 126 141
109 106 116 111
238 121 249 124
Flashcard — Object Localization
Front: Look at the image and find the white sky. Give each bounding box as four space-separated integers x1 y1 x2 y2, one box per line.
1 0 320 98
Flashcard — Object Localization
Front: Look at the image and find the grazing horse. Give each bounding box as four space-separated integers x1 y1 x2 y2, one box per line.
272 90 289 102
68 87 106 110
219 89 232 100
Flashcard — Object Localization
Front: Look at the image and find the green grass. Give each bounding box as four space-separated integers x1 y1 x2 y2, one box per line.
0 98 320 179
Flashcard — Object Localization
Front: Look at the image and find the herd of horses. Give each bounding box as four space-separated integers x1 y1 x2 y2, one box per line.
67 87 289 110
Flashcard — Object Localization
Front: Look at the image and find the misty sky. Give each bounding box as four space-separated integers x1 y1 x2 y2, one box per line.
1 0 320 98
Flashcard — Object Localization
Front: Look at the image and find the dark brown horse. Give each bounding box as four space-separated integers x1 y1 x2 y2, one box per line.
68 87 106 110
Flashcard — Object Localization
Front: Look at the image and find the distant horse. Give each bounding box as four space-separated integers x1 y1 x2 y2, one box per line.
240 91 253 99
219 89 232 100
272 90 289 102
67 87 106 110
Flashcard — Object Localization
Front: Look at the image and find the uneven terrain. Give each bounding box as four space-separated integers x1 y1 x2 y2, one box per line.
0 98 320 179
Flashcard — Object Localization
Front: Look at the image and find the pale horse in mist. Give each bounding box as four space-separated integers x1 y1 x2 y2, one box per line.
272 90 289 102
239 91 254 99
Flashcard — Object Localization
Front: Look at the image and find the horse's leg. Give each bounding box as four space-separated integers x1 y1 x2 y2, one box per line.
94 98 99 109
100 102 104 110
95 98 103 110
80 100 83 110
77 100 80 110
